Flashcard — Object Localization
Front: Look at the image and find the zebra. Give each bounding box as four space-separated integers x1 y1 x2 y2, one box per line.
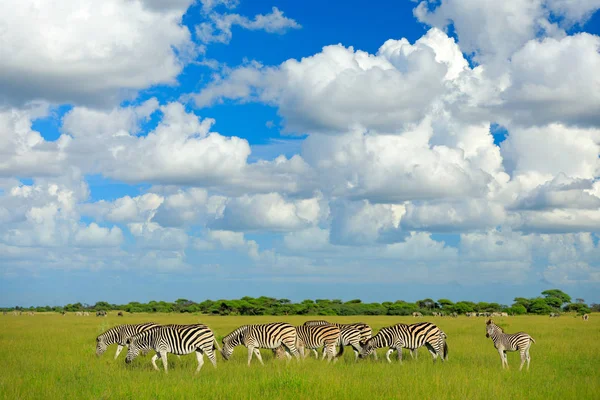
221 322 300 366
125 324 219 373
549 312 560 318
303 320 377 360
96 322 160 359
412 312 423 317
451 312 458 318
96 310 107 317
2 311 6 315
485 319 535 370
83 311 89 316
294 325 341 362
582 314 589 321
118 312 123 317
76 311 83 316
359 322 448 363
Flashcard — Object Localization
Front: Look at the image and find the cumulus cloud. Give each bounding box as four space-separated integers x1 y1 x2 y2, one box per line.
212 193 323 232
0 0 195 106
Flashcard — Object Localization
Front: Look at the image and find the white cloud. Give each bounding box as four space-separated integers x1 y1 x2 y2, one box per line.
74 223 123 247
128 222 189 250
0 0 195 106
0 106 70 177
195 28 462 133
212 193 323 232
196 7 300 44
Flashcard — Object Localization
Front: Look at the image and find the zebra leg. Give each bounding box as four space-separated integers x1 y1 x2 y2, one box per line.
195 351 205 373
281 337 301 361
253 348 265 365
151 354 160 371
385 348 394 363
247 346 255 366
312 349 319 359
519 349 526 371
160 352 169 373
205 347 218 368
372 350 378 360
114 345 124 360
396 347 403 363
526 348 531 370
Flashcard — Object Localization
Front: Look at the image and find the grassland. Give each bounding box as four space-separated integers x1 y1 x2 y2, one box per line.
0 313 598 399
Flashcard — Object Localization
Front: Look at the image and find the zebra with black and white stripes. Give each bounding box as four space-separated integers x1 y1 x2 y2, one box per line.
485 319 535 370
359 322 448 363
96 322 159 359
295 324 340 362
221 322 300 365
125 324 219 373
303 320 377 360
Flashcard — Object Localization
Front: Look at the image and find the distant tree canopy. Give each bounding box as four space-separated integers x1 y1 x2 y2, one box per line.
1 289 593 316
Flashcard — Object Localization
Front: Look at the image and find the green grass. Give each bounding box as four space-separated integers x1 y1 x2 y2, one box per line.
1 314 598 399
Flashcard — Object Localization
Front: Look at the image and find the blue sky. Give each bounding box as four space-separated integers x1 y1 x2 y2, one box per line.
1 0 600 307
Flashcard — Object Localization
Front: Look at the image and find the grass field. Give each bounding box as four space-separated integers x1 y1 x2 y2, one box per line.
0 313 598 399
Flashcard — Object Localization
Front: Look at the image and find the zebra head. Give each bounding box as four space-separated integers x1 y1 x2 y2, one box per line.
358 339 374 358
124 338 140 364
95 335 108 357
221 325 247 360
486 319 499 338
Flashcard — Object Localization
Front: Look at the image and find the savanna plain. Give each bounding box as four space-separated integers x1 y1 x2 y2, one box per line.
0 314 598 400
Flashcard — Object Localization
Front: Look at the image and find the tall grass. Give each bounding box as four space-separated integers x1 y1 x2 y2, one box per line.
0 314 598 399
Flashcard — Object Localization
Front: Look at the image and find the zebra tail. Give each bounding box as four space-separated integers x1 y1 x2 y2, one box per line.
213 337 222 352
443 341 449 360
530 337 536 344
336 344 345 358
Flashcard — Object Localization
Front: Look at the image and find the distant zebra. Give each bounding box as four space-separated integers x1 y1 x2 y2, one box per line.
501 312 509 317
485 319 535 370
359 322 448 363
118 312 123 317
582 314 589 321
126 324 219 373
303 320 377 360
412 312 423 317
76 311 83 316
96 310 107 317
294 325 340 362
2 311 7 315
96 322 159 359
83 311 90 316
451 312 458 318
549 312 560 318
221 322 300 366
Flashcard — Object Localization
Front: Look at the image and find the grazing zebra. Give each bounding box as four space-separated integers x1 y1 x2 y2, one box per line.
582 314 589 321
295 325 341 362
359 322 448 363
485 319 535 371
451 312 458 318
501 312 509 317
96 310 107 317
96 322 160 359
83 311 89 316
76 311 83 316
118 312 123 317
549 312 560 318
126 324 219 373
2 311 6 315
221 322 300 366
303 320 377 360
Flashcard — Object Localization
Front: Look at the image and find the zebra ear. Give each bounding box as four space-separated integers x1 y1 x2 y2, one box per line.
486 319 492 325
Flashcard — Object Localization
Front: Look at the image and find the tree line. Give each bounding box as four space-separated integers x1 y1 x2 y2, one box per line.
2 289 595 316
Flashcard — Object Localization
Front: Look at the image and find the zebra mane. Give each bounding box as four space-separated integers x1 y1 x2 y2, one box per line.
223 325 249 342
487 319 504 332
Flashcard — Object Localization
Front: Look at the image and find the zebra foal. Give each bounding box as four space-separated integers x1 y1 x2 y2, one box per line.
485 319 535 371
221 322 300 366
96 322 159 359
359 322 448 363
126 324 219 373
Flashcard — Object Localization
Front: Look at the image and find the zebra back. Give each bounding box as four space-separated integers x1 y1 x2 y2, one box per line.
295 325 341 349
126 324 215 361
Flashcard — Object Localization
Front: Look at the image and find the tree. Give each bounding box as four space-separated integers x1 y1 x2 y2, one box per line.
575 298 584 304
541 289 571 306
417 298 436 309
528 298 552 314
437 299 454 309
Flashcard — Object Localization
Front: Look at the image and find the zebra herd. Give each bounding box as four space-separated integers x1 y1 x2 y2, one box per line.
96 319 453 373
